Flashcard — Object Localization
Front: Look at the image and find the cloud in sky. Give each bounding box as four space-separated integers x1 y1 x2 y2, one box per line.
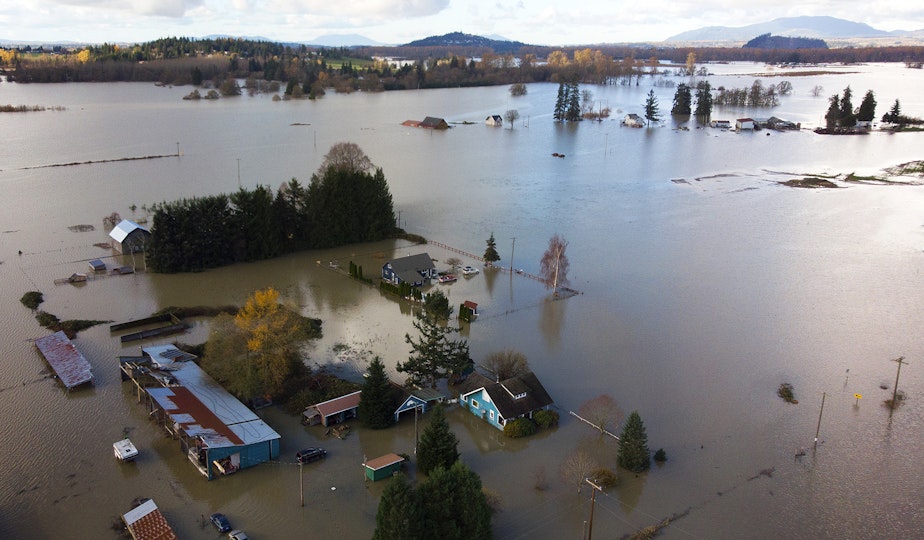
0 0 921 44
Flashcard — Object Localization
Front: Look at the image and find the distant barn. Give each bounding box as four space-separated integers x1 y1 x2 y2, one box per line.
109 219 151 254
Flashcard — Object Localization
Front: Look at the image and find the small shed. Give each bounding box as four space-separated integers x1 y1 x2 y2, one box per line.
34 330 93 389
463 300 479 316
88 259 106 272
304 391 362 427
623 113 644 127
736 118 755 131
363 453 405 482
485 115 503 126
109 219 151 254
122 499 178 540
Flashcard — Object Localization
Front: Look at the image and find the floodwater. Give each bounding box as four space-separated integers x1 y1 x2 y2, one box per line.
1 62 923 539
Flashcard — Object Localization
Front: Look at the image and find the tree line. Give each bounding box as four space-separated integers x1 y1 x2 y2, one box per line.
147 143 395 273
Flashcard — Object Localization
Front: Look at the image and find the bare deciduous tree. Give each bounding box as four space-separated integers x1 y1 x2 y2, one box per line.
504 109 520 130
539 233 570 293
318 141 374 175
481 348 529 380
578 394 625 436
560 450 599 493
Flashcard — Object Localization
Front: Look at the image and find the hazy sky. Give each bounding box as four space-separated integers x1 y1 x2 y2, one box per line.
2 0 922 45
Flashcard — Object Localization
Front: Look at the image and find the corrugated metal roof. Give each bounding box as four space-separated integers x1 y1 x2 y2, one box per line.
122 499 178 540
147 357 280 448
34 331 93 388
312 391 362 418
109 219 148 243
143 344 197 369
365 453 404 470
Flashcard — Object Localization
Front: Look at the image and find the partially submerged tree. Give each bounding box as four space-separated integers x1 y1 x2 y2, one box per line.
398 311 472 387
423 289 452 321
416 462 493 538
481 348 530 380
318 141 374 175
417 404 460 475
618 411 651 473
539 233 570 293
483 232 501 265
560 450 599 493
694 80 713 120
359 356 396 429
644 89 661 126
373 473 419 540
671 83 692 115
578 394 625 436
504 109 520 129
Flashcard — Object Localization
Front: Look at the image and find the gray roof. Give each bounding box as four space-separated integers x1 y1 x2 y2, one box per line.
386 253 435 283
109 219 149 243
460 371 554 419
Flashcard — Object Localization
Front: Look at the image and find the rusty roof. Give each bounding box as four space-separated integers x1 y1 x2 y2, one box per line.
311 391 362 419
34 331 93 388
148 386 245 446
122 499 178 540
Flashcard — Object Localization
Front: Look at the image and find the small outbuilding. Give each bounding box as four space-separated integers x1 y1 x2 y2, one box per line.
303 390 362 427
109 219 151 254
122 499 178 540
736 118 755 131
485 115 503 126
419 116 449 129
363 453 405 482
393 386 446 423
34 330 94 390
88 259 106 272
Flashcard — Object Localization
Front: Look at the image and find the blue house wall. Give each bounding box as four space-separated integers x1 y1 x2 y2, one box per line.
461 389 505 430
205 440 280 479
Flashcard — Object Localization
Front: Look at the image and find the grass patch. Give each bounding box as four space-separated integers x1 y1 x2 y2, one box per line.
35 310 108 338
20 291 44 310
885 160 924 177
781 177 839 189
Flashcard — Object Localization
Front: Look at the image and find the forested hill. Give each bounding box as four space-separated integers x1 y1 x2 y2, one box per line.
403 32 528 54
744 34 828 50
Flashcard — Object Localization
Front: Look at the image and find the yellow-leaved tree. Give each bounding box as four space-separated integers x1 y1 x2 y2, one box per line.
204 287 320 401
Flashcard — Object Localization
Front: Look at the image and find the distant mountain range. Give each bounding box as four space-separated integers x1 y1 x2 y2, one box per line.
667 16 920 42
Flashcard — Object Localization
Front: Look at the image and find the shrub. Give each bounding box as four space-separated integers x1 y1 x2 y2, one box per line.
533 409 559 429
654 448 667 462
589 468 619 489
20 291 44 310
503 418 537 438
777 383 798 404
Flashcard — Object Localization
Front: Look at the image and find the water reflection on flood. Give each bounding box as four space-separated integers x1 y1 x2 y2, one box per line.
0 63 923 538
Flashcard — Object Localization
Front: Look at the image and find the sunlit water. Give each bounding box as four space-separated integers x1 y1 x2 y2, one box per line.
1 63 923 539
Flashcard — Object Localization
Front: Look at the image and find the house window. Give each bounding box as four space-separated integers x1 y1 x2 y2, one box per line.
471 399 479 409
489 410 495 422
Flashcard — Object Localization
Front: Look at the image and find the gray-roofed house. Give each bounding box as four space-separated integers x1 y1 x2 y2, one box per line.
458 371 554 431
419 116 449 129
382 253 437 287
109 219 151 254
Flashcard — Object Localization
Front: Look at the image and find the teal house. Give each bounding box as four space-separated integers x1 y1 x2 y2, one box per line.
458 371 554 431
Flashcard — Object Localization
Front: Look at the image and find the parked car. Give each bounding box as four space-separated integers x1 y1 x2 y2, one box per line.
296 447 327 464
210 513 232 533
461 266 480 275
228 530 249 540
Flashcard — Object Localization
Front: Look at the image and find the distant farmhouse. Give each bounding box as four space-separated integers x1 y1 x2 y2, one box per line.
402 116 449 129
382 253 437 287
622 113 645 127
485 115 503 126
109 219 151 253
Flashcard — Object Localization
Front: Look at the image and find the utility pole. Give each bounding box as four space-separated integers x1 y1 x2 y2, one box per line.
237 158 241 189
176 141 180 156
510 237 516 273
890 356 908 412
585 478 603 540
813 392 826 452
299 461 304 507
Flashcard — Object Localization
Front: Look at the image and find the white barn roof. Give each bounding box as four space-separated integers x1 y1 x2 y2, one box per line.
109 219 148 243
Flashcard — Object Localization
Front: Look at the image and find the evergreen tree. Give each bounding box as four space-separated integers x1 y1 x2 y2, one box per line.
824 94 841 129
553 83 566 121
398 312 472 387
373 473 419 540
565 81 581 121
417 462 492 539
617 410 651 473
359 357 396 429
694 80 713 120
883 99 901 123
483 232 500 265
417 404 460 475
643 89 661 126
839 86 855 126
422 290 452 321
671 83 692 115
856 90 876 123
